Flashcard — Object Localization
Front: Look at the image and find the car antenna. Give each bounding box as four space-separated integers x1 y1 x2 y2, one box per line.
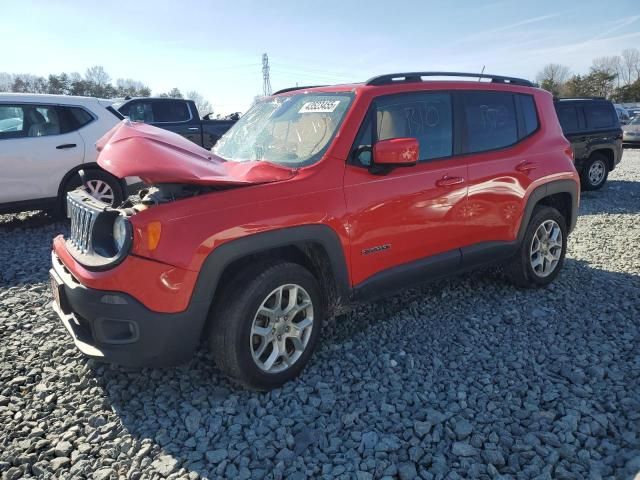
479 65 485 81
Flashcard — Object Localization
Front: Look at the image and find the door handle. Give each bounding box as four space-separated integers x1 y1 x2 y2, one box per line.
187 127 200 131
435 175 464 187
56 143 77 149
516 161 538 173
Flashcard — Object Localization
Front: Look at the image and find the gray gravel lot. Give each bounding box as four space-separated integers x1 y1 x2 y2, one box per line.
1 150 639 480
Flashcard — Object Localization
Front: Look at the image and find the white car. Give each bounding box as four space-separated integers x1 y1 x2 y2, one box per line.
0 93 132 215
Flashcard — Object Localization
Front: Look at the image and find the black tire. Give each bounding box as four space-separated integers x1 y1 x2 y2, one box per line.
55 169 125 217
580 153 609 191
505 206 567 288
209 262 323 390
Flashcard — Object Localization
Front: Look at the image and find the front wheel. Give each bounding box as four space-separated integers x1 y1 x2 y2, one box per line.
505 206 567 288
209 262 323 390
55 169 125 217
581 153 609 191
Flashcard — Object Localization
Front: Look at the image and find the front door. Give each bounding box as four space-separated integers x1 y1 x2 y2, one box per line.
344 91 468 288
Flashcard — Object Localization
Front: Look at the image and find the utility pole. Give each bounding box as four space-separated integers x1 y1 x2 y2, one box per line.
262 53 272 96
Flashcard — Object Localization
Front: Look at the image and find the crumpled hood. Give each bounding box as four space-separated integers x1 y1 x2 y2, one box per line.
96 120 296 186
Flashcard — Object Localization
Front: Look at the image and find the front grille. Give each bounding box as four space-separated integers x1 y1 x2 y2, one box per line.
67 190 101 254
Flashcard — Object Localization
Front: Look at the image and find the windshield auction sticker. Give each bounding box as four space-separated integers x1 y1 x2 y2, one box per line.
299 100 341 113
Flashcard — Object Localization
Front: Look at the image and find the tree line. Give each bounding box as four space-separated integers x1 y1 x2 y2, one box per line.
0 65 216 117
536 48 640 102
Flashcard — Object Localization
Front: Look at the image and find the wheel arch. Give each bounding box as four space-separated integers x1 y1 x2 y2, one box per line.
517 180 579 243
56 162 127 200
588 148 614 170
193 225 351 335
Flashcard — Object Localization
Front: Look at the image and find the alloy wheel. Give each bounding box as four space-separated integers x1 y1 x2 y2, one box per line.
85 180 115 205
250 284 314 373
530 219 563 277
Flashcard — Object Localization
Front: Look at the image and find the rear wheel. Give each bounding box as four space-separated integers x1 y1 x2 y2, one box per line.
505 206 567 288
209 262 323 390
580 153 609 191
55 169 124 217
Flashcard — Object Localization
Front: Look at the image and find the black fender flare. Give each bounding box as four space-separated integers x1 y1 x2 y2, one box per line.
189 224 351 309
516 179 579 242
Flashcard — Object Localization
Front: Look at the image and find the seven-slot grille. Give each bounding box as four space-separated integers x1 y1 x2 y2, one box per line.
67 192 100 254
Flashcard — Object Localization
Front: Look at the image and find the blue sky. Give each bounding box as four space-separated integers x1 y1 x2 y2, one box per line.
3 0 640 113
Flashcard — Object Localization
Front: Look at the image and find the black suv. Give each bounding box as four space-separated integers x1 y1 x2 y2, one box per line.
554 98 623 190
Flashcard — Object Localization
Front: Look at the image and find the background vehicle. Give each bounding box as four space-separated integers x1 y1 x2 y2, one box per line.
614 104 631 124
626 107 640 120
51 72 579 390
554 97 623 190
623 116 640 146
115 97 236 150
0 93 132 215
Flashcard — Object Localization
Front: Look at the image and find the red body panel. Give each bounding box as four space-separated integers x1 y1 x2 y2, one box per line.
56 80 579 313
52 235 197 313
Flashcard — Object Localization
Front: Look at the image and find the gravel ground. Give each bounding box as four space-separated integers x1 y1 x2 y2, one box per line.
1 150 639 480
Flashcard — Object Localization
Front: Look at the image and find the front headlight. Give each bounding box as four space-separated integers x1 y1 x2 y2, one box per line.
113 215 128 251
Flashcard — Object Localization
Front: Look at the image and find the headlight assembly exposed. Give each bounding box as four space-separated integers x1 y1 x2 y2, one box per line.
113 215 128 252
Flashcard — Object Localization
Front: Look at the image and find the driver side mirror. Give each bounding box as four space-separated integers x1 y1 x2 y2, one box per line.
373 138 419 165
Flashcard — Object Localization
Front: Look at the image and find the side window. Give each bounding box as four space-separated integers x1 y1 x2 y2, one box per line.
152 101 190 122
463 92 517 153
518 94 538 137
555 105 579 132
0 105 25 139
55 107 94 134
67 107 93 130
24 105 61 137
585 104 616 129
124 102 154 123
375 93 453 162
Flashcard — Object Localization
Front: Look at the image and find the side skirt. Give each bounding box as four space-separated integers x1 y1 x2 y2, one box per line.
352 241 518 303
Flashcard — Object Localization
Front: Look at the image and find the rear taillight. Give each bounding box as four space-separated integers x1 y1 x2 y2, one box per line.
564 146 574 162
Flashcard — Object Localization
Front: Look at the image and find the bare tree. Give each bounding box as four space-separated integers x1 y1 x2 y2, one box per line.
592 56 622 87
536 64 570 96
0 72 13 91
186 90 213 117
84 66 111 86
621 48 640 85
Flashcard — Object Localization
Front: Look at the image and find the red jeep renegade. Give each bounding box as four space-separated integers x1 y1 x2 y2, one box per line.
50 72 580 389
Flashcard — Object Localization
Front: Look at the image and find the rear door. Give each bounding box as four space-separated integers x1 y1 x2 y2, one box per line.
344 91 468 287
0 103 85 203
463 91 540 247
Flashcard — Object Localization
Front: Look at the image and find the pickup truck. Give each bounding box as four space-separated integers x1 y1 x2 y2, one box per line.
114 97 236 150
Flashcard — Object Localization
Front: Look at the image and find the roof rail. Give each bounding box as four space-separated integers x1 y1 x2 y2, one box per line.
272 85 326 95
365 72 534 87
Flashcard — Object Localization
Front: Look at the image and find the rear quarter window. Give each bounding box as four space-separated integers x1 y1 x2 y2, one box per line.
585 104 617 129
518 94 538 137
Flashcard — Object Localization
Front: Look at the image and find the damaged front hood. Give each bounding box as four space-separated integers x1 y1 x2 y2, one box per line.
96 120 296 186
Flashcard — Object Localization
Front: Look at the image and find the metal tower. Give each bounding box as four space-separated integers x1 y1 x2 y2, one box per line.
262 53 272 96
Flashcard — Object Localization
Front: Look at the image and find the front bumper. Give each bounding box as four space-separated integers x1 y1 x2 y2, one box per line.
50 251 209 367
